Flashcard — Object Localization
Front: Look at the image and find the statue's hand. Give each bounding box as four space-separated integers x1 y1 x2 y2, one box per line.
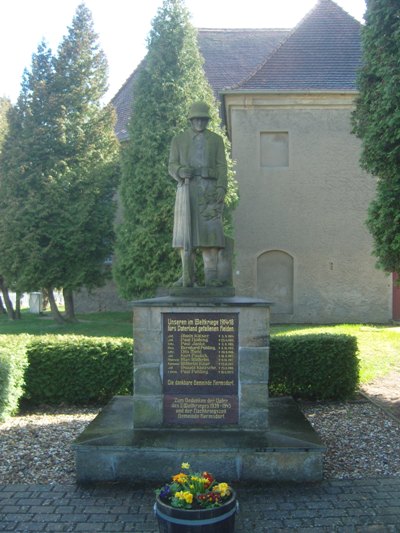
178 166 193 179
216 187 226 203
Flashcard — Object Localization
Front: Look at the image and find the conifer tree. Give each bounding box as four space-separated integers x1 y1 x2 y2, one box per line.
352 0 400 274
0 97 11 144
0 44 57 316
0 97 16 318
51 3 119 319
0 5 119 322
114 0 237 298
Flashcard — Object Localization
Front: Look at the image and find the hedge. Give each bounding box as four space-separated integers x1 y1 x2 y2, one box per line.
0 335 30 421
269 333 359 400
23 336 133 405
0 331 358 414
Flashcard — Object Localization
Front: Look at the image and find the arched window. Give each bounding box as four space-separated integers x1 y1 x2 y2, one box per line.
257 250 294 314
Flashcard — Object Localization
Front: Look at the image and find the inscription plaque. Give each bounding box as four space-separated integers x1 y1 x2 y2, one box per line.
163 312 238 425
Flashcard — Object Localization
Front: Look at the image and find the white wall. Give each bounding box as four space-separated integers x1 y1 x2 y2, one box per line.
225 93 392 323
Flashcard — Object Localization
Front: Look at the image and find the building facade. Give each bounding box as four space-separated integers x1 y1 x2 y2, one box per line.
75 0 396 323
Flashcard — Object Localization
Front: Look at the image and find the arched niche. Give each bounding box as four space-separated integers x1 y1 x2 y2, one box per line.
256 250 294 314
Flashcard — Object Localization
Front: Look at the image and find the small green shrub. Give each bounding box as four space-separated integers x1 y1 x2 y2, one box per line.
24 335 133 405
0 335 30 421
269 334 359 400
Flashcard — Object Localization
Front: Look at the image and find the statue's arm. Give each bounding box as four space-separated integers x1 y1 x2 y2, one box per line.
169 135 192 181
215 136 228 193
168 136 181 181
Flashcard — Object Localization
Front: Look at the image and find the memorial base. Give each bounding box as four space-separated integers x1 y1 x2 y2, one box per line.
73 396 325 484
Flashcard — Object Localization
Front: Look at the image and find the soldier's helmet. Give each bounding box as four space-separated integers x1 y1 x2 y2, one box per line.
188 102 211 119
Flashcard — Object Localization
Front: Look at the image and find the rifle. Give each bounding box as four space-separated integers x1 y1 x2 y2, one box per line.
182 177 192 286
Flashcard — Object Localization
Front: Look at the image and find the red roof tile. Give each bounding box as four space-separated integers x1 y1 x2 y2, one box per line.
235 0 362 91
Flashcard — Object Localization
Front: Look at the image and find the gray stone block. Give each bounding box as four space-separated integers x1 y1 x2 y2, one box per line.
74 396 325 483
133 365 162 395
132 396 163 428
239 407 269 430
239 347 269 382
132 307 150 330
133 329 162 364
239 306 270 347
240 383 269 409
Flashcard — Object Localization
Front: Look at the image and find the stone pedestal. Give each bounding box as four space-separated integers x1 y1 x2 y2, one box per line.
74 295 325 483
132 295 270 431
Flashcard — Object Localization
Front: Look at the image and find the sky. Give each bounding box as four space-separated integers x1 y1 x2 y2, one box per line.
1 0 366 104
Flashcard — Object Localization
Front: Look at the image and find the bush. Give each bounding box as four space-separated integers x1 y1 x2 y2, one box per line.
0 335 30 421
269 333 359 400
24 335 133 405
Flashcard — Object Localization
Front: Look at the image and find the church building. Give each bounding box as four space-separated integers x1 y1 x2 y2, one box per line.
80 0 397 323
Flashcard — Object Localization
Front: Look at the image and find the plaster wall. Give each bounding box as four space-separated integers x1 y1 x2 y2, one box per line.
73 279 130 313
225 93 392 323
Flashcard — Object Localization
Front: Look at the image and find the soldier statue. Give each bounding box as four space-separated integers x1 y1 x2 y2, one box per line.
168 102 228 288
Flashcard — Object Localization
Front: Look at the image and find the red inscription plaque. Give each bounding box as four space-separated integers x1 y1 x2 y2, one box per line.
163 312 238 425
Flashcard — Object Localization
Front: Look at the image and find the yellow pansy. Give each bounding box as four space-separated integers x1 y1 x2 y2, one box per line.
172 473 188 484
215 483 230 497
176 491 193 504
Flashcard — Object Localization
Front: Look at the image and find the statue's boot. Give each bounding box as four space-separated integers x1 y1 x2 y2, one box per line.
172 276 184 287
172 276 193 288
204 268 223 287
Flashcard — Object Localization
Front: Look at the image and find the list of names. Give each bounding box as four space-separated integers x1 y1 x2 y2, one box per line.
163 312 238 425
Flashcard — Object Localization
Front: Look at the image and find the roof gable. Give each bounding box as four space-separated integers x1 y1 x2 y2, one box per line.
111 0 363 141
111 28 289 140
235 0 362 91
199 28 290 95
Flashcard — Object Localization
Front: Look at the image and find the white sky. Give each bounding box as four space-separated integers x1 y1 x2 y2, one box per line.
1 0 366 104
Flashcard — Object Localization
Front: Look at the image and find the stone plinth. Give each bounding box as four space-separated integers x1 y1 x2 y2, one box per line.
74 295 325 483
74 396 325 483
132 295 270 431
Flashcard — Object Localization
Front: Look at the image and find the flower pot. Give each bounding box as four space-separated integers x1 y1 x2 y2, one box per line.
154 491 238 533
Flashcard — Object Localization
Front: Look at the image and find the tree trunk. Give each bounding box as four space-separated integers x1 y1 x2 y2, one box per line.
47 287 66 324
15 291 22 319
0 276 16 320
0 294 6 314
42 288 49 311
63 288 77 322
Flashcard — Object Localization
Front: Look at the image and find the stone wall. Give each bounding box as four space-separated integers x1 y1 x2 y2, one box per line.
225 92 392 323
73 280 130 313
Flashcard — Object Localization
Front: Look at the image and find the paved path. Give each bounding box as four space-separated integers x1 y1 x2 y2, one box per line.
1 478 400 532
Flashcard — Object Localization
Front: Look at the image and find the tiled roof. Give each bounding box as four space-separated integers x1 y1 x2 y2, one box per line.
235 0 362 91
111 0 362 141
199 28 290 95
111 29 289 140
111 59 145 142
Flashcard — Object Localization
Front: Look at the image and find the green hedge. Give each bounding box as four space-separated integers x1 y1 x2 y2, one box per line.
23 335 133 405
0 335 30 421
269 333 359 400
0 331 358 414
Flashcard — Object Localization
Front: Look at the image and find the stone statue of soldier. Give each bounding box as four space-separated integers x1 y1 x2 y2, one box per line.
168 102 228 288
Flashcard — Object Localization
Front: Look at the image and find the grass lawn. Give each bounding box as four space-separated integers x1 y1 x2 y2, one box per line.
0 310 133 338
1 311 399 385
272 323 400 385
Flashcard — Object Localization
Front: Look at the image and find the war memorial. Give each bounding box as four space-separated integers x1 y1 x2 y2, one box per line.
74 103 325 483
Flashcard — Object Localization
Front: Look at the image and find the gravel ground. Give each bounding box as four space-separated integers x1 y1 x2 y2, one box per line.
1 397 400 484
0 406 99 484
301 398 400 479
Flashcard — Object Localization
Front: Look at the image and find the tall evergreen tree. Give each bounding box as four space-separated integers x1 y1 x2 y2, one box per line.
1 46 57 317
0 97 11 144
0 96 16 319
51 3 119 319
114 0 238 298
0 5 119 322
352 0 400 274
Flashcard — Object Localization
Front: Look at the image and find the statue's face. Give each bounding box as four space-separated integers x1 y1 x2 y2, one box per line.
191 117 209 132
